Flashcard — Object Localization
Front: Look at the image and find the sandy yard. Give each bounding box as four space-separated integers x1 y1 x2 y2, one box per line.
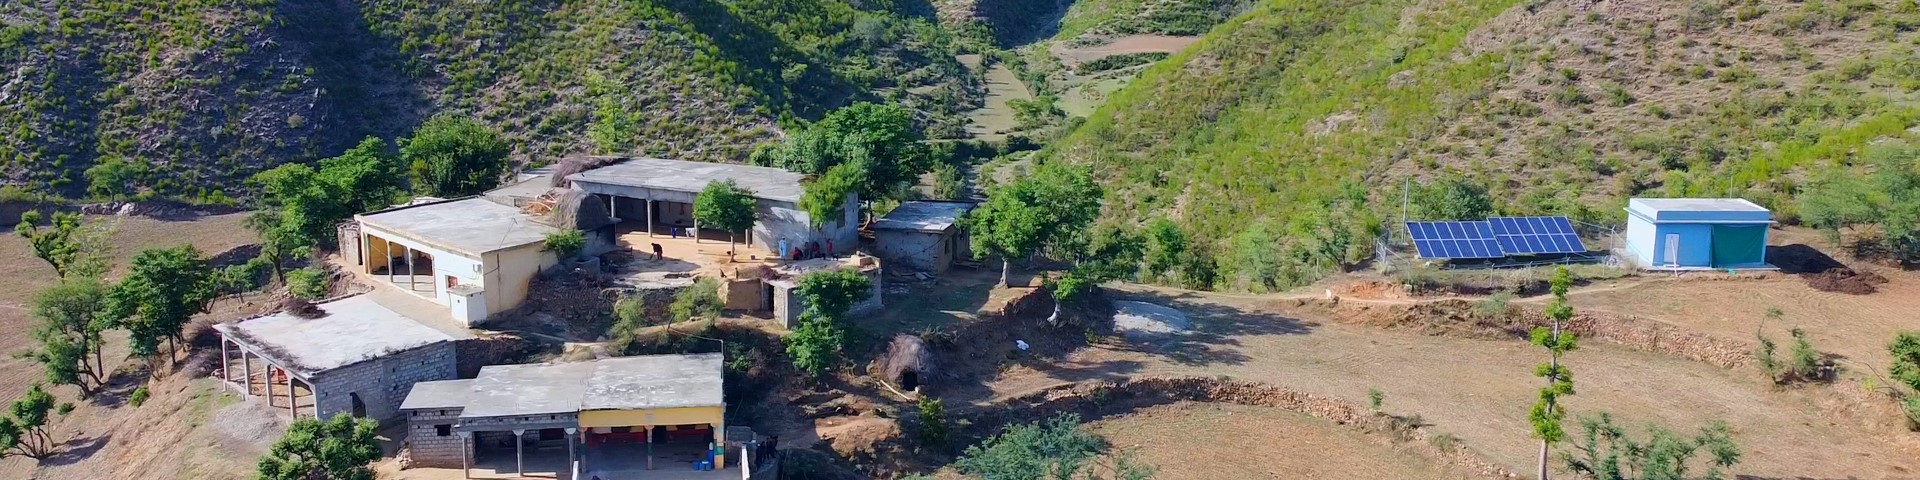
1090 402 1478 480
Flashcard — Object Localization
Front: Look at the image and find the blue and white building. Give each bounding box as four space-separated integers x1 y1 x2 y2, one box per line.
1623 198 1773 270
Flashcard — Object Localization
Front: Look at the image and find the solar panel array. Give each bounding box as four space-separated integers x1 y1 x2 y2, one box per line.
1406 221 1504 259
1488 216 1585 255
1404 216 1587 259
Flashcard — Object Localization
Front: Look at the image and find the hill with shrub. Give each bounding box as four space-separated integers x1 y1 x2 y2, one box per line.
0 0 975 201
1048 0 1920 290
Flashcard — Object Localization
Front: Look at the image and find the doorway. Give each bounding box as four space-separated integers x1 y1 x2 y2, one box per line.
349 393 367 418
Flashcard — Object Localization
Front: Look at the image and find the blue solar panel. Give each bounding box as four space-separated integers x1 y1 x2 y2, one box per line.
1405 221 1503 259
1487 216 1585 255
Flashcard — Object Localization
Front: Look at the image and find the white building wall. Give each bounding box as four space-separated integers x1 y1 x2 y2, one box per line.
752 194 860 257
361 224 485 305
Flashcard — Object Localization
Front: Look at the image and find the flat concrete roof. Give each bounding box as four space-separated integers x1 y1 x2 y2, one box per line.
1628 198 1772 223
459 354 724 419
357 197 559 256
400 379 475 411
214 295 458 377
874 201 974 233
565 157 807 203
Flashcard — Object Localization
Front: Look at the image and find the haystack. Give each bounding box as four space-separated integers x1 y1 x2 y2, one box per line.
281 297 326 319
549 155 630 188
874 334 935 392
544 189 616 231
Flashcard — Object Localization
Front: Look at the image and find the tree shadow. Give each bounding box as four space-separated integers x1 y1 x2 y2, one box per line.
1104 289 1317 367
270 0 432 153
87 363 150 408
40 434 111 466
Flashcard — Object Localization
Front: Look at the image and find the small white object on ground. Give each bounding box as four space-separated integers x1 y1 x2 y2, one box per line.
1015 340 1030 351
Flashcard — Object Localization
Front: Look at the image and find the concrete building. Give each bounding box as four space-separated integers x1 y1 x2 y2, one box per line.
764 256 884 328
400 354 733 478
1624 198 1774 270
354 197 566 325
566 157 860 257
873 201 975 273
214 295 460 421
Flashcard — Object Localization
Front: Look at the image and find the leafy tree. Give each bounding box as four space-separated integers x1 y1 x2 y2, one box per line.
1799 148 1920 263
796 268 874 318
1531 266 1579 480
0 383 59 459
1788 327 1826 381
255 414 381 480
784 308 845 378
286 267 329 300
1411 174 1495 221
966 164 1103 286
544 229 587 260
318 137 406 214
84 157 140 202
1142 218 1187 281
16 211 86 278
402 115 510 197
249 138 403 278
670 277 724 322
916 396 949 448
798 162 862 228
762 102 929 201
24 277 112 396
953 414 1153 480
107 245 216 367
1892 331 1920 393
694 179 759 255
1562 413 1741 480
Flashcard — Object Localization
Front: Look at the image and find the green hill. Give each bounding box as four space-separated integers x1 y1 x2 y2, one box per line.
1051 0 1920 290
0 0 975 201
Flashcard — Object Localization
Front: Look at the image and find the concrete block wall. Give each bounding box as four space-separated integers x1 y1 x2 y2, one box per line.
874 230 951 273
405 407 466 468
312 342 458 422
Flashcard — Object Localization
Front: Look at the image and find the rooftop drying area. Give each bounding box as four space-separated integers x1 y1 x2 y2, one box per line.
426 353 726 419
565 157 808 203
357 197 561 256
873 201 974 233
213 295 460 377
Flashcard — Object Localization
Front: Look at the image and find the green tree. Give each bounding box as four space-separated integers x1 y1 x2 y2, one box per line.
1799 148 1920 263
796 268 874 318
107 245 215 368
1892 331 1920 393
763 102 929 202
544 229 587 260
84 157 140 202
249 136 406 279
1411 174 1495 221
694 179 759 256
0 383 59 459
785 308 845 378
953 414 1155 480
798 162 861 229
966 164 1103 286
286 267 329 300
318 137 406 214
670 277 724 322
255 414 381 480
401 115 510 197
24 278 112 396
1531 266 1579 480
1142 218 1187 281
16 211 85 278
1562 413 1741 480
784 269 874 378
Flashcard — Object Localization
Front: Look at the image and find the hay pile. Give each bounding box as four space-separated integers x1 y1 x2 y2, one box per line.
873 335 934 392
546 189 615 231
548 155 629 188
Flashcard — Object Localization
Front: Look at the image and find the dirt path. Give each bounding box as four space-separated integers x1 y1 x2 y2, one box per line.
983 287 1920 478
1091 402 1479 480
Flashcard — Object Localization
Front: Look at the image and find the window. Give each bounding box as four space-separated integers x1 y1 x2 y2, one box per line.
436 424 452 437
446 275 460 288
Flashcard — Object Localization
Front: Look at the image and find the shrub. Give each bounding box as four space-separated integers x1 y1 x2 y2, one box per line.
1889 331 1920 392
1756 333 1780 382
1788 327 1827 381
1367 388 1385 412
670 278 724 322
286 267 328 300
129 386 149 407
916 396 949 448
1564 412 1742 479
1475 290 1513 319
784 309 845 378
543 229 586 260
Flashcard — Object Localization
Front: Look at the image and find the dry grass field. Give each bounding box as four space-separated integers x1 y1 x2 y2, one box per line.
1089 401 1477 480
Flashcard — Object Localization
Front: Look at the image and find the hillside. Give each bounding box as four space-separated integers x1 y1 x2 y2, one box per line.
0 0 976 200
1051 0 1920 289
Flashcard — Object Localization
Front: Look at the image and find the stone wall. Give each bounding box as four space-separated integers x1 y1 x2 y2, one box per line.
311 342 458 422
404 407 467 468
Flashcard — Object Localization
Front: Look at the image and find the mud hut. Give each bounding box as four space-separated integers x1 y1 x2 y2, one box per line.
874 334 935 393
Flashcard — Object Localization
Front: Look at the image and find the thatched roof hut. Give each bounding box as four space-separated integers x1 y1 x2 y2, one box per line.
873 334 935 392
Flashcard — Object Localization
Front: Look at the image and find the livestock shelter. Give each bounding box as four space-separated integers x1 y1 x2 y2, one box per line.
1624 198 1774 270
872 201 975 273
214 295 461 422
400 354 736 478
565 156 860 257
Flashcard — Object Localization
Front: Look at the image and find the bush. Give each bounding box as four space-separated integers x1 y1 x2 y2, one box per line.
1756 333 1780 382
670 278 724 322
1367 388 1385 412
1475 290 1513 318
916 396 948 448
544 229 586 260
1788 327 1829 381
128 386 149 407
784 309 845 378
286 267 328 300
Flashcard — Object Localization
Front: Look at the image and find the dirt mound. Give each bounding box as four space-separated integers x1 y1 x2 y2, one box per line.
1767 244 1886 294
1304 298 1755 369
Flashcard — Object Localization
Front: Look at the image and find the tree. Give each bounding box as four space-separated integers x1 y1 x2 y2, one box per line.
966 164 1103 286
24 278 112 396
318 136 406 214
953 414 1154 480
1799 144 1920 263
694 179 759 256
916 396 949 448
543 229 587 260
670 277 724 322
1411 174 1495 221
1142 218 1187 281
16 211 84 278
796 268 874 318
248 137 405 279
1531 266 1579 480
401 115 510 197
762 102 928 201
798 162 861 229
1892 331 1920 394
1562 413 1741 480
0 383 59 459
1047 271 1095 327
255 414 381 480
784 269 874 378
107 245 215 368
84 157 139 202
785 308 845 378
286 267 329 300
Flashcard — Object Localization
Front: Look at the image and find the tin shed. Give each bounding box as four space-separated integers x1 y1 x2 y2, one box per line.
1624 198 1773 269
